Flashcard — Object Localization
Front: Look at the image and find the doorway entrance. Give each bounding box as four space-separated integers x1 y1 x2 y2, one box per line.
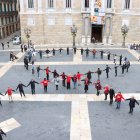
91 24 103 43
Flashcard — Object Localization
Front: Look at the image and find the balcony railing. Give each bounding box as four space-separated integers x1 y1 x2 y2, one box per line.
0 11 18 16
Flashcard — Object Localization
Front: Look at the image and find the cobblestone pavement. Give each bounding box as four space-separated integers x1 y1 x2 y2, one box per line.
0 47 140 140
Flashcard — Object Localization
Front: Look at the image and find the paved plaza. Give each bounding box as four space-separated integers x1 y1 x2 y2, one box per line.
0 46 140 140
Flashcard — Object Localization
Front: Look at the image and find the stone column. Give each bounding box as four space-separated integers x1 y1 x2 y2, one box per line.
82 17 85 44
108 17 112 44
103 18 107 44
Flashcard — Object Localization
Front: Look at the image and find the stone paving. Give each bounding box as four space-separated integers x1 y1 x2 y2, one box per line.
0 47 140 140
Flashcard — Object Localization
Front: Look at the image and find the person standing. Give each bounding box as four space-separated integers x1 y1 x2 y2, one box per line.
67 47 69 55
27 79 39 95
100 50 104 59
72 75 77 89
119 55 122 65
126 97 139 114
1 43 4 50
7 42 10 48
0 128 6 140
36 66 42 78
73 47 77 54
21 44 24 52
121 63 125 74
52 48 55 56
104 65 111 78
45 49 50 57
113 54 117 64
5 87 15 102
10 52 14 61
38 50 43 59
85 48 90 57
80 48 84 55
0 93 4 106
44 67 51 80
103 85 110 100
76 72 83 86
16 82 26 97
94 80 102 96
66 75 72 89
109 87 115 105
24 56 29 70
85 71 93 82
31 63 35 75
59 48 63 56
52 75 61 90
107 52 111 60
96 68 102 80
115 92 125 109
126 61 130 72
81 78 90 93
52 69 59 78
60 72 66 87
114 64 119 77
40 78 50 92
92 49 97 59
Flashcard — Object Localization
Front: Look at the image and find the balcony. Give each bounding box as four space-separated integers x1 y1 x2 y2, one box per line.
0 11 18 16
81 7 91 14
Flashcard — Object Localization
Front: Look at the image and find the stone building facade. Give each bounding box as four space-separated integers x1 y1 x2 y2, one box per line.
0 0 20 39
19 0 140 45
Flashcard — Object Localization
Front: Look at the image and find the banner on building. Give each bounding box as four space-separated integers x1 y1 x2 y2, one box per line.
91 0 105 25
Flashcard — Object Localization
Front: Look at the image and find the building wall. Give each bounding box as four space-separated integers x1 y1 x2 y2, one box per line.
0 0 20 39
19 0 140 45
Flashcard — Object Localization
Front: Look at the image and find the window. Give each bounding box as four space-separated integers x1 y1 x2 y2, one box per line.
124 0 130 9
65 17 72 25
85 0 89 8
107 0 112 8
28 0 34 8
48 0 54 8
27 17 35 26
66 0 71 8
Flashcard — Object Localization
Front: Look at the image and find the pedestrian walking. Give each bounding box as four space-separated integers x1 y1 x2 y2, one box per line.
121 63 125 74
5 87 15 102
40 78 50 92
115 92 125 109
85 48 90 57
27 79 39 95
103 85 110 100
113 54 117 64
21 44 24 52
16 82 26 97
24 56 29 70
80 48 84 55
45 49 50 57
126 96 139 114
10 52 14 61
59 48 63 56
109 87 115 105
52 48 55 56
0 128 6 140
73 47 77 54
60 72 66 87
31 63 35 75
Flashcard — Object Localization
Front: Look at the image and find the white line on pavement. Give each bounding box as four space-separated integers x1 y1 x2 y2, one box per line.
0 118 21 133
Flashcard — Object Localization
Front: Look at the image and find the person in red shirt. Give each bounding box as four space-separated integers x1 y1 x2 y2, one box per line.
115 92 125 109
81 78 91 93
40 78 50 92
103 85 110 100
94 80 102 96
66 75 73 89
72 75 77 89
76 72 83 86
44 67 51 80
5 87 15 103
92 49 97 59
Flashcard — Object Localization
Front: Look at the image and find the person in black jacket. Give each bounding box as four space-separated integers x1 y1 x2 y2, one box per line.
67 47 69 55
109 87 115 105
126 97 139 114
103 65 111 78
27 79 39 95
16 82 26 97
52 69 59 78
85 71 94 82
0 128 6 140
0 93 4 106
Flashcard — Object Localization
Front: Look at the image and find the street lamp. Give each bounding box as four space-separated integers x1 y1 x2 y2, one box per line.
24 28 31 48
121 24 129 47
71 24 77 47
